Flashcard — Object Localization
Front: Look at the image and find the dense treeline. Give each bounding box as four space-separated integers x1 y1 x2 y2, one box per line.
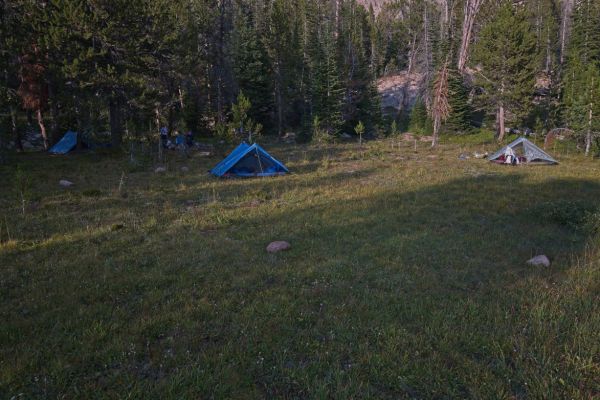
1 0 599 153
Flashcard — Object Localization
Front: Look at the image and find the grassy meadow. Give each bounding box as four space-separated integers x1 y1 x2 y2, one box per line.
1 136 599 399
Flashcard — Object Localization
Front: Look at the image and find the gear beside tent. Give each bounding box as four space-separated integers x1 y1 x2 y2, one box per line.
488 137 558 165
210 142 289 177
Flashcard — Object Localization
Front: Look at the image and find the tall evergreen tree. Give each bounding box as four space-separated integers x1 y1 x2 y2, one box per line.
231 2 272 131
472 2 537 141
562 0 600 154
444 69 472 133
306 1 343 136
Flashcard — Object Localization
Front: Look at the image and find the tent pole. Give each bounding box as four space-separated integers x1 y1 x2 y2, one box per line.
256 148 264 176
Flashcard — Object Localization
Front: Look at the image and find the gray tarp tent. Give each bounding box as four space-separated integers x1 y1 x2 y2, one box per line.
489 137 558 165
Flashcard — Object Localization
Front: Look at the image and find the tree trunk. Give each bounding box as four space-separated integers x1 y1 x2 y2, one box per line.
0 112 4 163
407 34 418 74
36 108 48 149
423 4 431 78
178 86 185 109
545 25 552 72
275 64 284 138
109 97 123 148
458 0 483 73
10 105 23 152
48 81 60 144
559 0 574 66
585 108 592 156
432 115 440 147
167 105 175 135
155 107 163 163
334 0 340 38
215 0 229 124
497 104 505 141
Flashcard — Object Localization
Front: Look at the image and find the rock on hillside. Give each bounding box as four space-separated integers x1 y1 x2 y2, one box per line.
358 0 450 15
378 71 425 115
357 0 386 14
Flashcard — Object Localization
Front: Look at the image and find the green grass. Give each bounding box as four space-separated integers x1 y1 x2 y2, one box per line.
1 139 599 399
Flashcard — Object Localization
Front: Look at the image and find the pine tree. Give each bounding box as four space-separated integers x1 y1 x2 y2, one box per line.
409 100 431 134
231 2 273 132
264 0 302 137
338 0 381 134
306 2 343 138
0 0 27 154
445 69 472 133
431 61 450 146
563 0 600 155
472 2 537 141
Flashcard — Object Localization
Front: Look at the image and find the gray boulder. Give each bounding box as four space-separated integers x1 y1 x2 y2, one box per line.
59 179 74 188
527 255 550 267
266 241 291 253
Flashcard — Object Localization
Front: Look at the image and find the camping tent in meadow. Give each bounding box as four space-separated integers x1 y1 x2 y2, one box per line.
210 142 289 177
49 131 77 154
489 137 558 165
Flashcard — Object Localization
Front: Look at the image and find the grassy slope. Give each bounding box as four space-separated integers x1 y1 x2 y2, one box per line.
1 138 599 399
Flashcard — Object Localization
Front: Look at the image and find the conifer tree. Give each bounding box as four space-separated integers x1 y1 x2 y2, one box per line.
306 2 343 137
563 0 600 154
445 69 472 133
231 2 272 131
265 0 300 137
472 2 537 141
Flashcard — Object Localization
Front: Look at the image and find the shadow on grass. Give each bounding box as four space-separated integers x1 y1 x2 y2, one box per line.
1 173 599 399
174 174 600 398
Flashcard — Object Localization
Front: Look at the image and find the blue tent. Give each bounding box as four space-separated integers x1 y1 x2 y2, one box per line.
49 131 77 154
210 142 289 177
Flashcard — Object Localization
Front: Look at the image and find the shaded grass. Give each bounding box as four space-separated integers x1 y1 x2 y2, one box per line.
1 139 599 399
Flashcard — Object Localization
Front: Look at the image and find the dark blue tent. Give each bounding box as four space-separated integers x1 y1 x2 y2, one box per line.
49 131 77 154
210 142 289 177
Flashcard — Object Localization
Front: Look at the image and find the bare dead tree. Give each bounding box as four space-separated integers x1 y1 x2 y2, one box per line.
17 45 49 150
559 0 574 66
585 75 594 156
431 62 451 147
457 0 484 73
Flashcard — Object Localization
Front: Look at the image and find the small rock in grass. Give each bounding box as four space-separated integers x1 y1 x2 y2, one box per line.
458 153 470 160
59 179 74 188
181 166 190 173
155 166 167 173
267 241 291 253
527 255 550 267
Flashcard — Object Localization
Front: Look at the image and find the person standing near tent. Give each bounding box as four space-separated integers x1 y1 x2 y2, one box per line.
174 130 189 157
185 130 193 147
504 146 519 165
160 127 169 149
